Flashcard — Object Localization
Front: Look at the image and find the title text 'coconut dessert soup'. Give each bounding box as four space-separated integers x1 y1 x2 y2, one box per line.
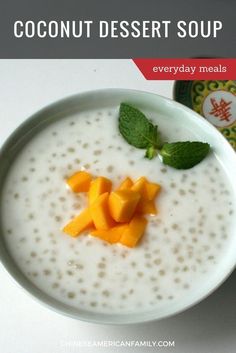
0 90 235 323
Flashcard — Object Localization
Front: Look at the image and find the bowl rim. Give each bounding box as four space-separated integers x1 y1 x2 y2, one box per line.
0 87 236 325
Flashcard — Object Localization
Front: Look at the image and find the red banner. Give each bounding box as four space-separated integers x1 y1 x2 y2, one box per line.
133 59 236 80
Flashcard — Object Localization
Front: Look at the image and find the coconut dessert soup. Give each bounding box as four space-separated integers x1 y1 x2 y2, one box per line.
1 102 235 315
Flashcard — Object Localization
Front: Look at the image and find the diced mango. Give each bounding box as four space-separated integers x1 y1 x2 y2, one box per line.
119 215 147 248
137 199 157 215
63 208 93 237
145 182 161 200
88 176 112 205
66 171 92 193
91 224 128 244
117 177 133 190
109 190 140 222
131 177 149 199
90 192 115 230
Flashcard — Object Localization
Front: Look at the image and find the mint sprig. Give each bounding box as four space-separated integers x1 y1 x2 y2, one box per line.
118 103 211 169
119 103 162 159
160 142 210 169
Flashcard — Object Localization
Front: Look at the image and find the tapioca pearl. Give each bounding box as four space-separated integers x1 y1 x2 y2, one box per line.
179 189 186 196
209 232 216 238
50 257 56 263
153 258 162 266
93 282 100 288
130 261 137 268
66 270 74 276
21 176 28 182
106 165 114 173
98 271 106 278
80 289 87 295
121 293 128 300
156 295 163 300
171 223 180 230
93 149 102 156
174 277 181 283
66 164 73 171
207 255 215 261
137 271 144 278
216 214 224 220
6 229 13 235
90 301 97 307
43 269 51 276
173 200 179 206
55 215 62 223
151 285 159 293
181 174 188 182
28 213 35 220
168 295 174 300
102 290 110 297
82 143 89 149
188 189 196 194
67 292 76 299
52 282 59 289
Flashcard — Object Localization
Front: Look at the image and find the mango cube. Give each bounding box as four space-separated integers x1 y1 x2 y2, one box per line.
109 190 140 222
131 177 148 199
117 177 133 190
145 182 161 200
88 176 112 205
137 199 157 215
66 171 92 193
63 208 93 237
91 224 128 244
90 192 115 230
119 215 147 248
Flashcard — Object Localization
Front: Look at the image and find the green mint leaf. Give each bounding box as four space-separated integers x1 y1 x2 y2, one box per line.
160 141 210 169
145 146 158 160
119 103 161 149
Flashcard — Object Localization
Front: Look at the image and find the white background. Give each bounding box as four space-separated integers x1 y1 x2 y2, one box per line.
0 60 235 353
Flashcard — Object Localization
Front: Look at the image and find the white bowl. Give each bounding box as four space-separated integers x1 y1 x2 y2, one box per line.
0 89 236 324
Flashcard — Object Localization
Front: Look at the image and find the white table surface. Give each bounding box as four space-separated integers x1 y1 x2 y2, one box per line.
0 60 235 353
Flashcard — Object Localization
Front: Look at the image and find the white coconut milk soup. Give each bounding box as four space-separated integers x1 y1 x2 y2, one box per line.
1 106 235 314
